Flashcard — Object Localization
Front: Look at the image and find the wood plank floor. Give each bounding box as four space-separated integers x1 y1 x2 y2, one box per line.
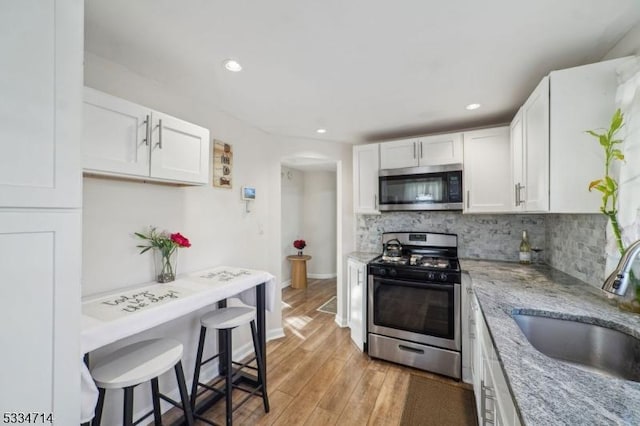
164 278 471 425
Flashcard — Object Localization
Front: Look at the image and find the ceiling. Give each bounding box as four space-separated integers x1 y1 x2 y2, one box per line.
85 1 640 144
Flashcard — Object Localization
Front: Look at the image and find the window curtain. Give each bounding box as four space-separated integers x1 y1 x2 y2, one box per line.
606 57 640 274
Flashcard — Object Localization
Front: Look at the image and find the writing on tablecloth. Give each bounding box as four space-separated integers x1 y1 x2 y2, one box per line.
100 289 181 313
83 285 196 321
198 269 252 283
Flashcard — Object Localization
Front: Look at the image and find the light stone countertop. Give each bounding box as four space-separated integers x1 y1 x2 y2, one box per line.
461 259 640 426
347 251 380 264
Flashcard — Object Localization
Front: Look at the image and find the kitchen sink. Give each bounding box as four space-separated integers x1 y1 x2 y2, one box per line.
512 312 640 382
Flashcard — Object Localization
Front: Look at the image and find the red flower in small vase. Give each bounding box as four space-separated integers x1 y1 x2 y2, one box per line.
293 239 306 250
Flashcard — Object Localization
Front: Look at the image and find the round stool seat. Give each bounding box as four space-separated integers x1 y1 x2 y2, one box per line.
201 307 256 330
91 338 183 389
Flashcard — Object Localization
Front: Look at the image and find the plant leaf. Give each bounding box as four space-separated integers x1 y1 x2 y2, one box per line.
611 108 623 132
588 179 603 192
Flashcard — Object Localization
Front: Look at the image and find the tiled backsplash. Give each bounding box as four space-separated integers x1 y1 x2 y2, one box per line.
356 212 546 262
356 212 608 288
545 214 607 288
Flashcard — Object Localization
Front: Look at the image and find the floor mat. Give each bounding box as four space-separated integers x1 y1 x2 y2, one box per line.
317 296 337 314
400 374 477 426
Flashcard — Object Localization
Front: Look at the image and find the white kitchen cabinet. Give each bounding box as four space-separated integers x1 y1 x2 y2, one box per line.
461 273 475 383
347 258 367 351
463 127 511 213
0 1 83 423
521 76 550 212
353 144 380 214
0 1 82 209
418 132 463 166
511 57 626 213
0 210 82 419
379 132 462 169
510 108 525 212
471 292 521 426
379 138 419 169
83 87 210 185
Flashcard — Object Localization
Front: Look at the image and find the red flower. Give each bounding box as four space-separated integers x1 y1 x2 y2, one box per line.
293 239 306 250
171 232 191 248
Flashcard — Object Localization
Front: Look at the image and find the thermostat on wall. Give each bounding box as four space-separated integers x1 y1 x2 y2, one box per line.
242 186 256 200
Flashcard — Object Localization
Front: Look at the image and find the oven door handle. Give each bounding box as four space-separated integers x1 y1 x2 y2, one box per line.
398 344 425 354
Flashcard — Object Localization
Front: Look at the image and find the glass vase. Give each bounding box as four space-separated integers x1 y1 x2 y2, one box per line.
297 250 303 256
155 249 178 283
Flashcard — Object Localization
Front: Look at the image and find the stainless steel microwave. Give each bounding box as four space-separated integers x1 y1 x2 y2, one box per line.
378 164 463 211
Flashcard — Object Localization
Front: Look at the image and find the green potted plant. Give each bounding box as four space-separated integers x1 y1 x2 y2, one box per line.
587 109 640 309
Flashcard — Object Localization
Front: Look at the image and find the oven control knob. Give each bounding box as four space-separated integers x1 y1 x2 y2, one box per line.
389 268 397 277
427 272 435 281
439 272 448 281
378 268 386 276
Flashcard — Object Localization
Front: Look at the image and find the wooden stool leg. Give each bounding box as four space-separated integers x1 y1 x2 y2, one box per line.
123 386 134 426
225 329 233 426
151 377 162 425
250 320 270 413
190 326 207 409
91 388 106 426
175 361 195 426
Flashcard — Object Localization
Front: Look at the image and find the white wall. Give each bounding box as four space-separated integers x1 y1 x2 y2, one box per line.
280 166 304 284
603 22 640 60
83 51 355 423
303 171 337 277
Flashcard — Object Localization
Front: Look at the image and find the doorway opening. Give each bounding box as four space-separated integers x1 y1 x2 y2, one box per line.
279 156 345 327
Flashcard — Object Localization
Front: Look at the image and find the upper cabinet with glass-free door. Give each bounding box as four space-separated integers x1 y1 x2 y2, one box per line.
83 87 210 185
380 132 463 170
510 57 626 213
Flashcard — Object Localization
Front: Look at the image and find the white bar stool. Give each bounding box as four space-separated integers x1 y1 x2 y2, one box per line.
190 306 269 426
90 338 194 426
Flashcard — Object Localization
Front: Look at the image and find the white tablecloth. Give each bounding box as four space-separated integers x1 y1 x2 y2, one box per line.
80 266 276 422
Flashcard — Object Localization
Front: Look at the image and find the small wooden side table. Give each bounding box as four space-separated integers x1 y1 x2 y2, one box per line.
286 255 312 289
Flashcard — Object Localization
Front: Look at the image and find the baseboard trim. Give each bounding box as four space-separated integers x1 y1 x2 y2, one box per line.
334 315 349 328
281 279 291 289
308 273 337 279
267 327 285 340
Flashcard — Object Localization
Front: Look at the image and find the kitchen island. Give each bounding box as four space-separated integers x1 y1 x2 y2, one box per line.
462 259 640 425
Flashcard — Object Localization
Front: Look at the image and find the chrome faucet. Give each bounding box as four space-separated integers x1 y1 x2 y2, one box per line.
603 239 640 296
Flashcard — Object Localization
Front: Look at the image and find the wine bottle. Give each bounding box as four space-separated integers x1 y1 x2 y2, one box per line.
519 230 531 264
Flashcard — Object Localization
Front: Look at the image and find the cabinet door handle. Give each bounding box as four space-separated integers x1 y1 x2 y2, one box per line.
143 114 150 146
466 190 470 209
514 183 520 206
518 184 525 206
356 269 362 285
419 141 423 159
374 194 378 209
413 142 416 159
157 119 163 149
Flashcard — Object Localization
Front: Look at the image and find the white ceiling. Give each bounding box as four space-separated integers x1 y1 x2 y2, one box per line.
85 0 640 143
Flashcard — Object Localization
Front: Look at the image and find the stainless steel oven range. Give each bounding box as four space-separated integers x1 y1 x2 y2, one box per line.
367 231 461 379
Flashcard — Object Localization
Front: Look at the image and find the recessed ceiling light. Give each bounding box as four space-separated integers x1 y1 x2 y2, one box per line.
316 128 327 134
465 103 481 110
223 59 242 72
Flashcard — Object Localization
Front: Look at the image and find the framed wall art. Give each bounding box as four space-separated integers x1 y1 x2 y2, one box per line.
213 140 233 188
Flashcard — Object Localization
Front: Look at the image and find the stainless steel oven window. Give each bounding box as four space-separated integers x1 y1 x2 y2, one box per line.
371 277 455 339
